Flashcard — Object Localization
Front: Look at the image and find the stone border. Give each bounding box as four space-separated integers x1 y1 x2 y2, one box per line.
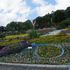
0 62 68 67
0 63 69 70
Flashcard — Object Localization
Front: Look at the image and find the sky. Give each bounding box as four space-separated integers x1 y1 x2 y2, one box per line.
0 0 70 26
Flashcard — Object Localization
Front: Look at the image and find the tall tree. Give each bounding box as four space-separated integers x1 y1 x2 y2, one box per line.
34 17 44 29
52 10 66 26
65 7 70 18
42 14 52 27
6 22 17 31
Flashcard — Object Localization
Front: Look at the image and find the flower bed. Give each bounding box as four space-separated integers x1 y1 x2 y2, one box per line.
37 46 61 58
0 41 30 57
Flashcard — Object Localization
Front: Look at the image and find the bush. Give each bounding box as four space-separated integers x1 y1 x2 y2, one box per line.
0 33 5 39
29 30 40 39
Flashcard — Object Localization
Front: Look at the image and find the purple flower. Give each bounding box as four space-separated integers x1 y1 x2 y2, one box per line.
21 41 31 46
0 46 11 56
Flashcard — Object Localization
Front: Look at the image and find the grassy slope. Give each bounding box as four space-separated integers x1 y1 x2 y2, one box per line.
30 35 70 44
5 34 28 39
0 34 28 46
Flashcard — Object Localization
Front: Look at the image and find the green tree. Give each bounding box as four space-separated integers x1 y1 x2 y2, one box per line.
52 10 66 26
65 7 70 18
58 18 70 29
42 14 52 27
0 26 6 32
6 22 17 31
34 17 44 29
6 20 32 33
23 20 32 30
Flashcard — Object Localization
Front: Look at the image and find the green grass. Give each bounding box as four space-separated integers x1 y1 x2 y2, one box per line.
0 39 22 46
64 27 70 30
0 34 28 46
5 34 28 39
30 35 70 44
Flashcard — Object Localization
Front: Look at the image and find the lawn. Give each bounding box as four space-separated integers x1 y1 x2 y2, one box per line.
30 35 70 44
5 34 28 39
0 34 28 46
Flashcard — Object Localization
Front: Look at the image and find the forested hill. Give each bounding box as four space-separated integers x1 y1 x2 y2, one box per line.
0 7 70 33
33 7 70 29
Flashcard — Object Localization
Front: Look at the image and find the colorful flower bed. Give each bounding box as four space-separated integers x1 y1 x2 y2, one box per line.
0 34 70 64
37 46 61 58
0 41 30 57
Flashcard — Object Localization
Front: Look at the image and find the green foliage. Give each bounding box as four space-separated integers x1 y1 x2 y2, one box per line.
30 35 70 43
34 17 44 29
0 26 6 32
34 8 69 29
5 34 28 40
65 7 70 18
0 34 28 46
34 14 52 29
6 20 32 33
0 39 21 46
29 30 40 39
42 14 52 27
52 10 66 26
0 33 5 39
58 18 70 29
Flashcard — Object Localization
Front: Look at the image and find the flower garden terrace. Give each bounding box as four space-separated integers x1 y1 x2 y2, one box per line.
30 35 70 44
0 33 70 64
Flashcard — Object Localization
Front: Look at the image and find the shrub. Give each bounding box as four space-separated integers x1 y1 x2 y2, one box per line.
0 33 5 39
29 30 40 39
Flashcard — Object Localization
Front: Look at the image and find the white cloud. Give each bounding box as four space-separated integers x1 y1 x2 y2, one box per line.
0 0 31 26
32 0 70 16
0 0 70 26
32 0 54 16
33 0 47 6
55 0 70 10
36 4 54 16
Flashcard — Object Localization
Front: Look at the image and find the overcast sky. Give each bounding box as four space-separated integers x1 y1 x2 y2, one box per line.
0 0 70 26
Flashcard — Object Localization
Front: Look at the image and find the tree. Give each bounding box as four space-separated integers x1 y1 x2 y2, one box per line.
58 18 70 29
52 10 66 26
6 20 32 33
6 22 17 31
42 14 52 27
0 26 6 32
65 7 70 18
23 20 32 30
34 17 44 29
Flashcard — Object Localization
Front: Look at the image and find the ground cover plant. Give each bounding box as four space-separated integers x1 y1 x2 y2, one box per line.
30 35 70 44
0 34 69 64
37 46 61 58
0 6 70 65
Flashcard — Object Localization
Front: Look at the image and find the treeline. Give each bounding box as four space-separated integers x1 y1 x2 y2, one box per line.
0 7 70 33
34 7 70 29
6 20 33 33
0 20 33 34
